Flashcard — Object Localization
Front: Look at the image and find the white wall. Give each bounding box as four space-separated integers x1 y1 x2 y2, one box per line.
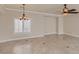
64 15 79 37
0 11 57 42
43 15 57 35
56 16 63 34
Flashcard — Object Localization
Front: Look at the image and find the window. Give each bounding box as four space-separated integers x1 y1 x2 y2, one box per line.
14 19 31 33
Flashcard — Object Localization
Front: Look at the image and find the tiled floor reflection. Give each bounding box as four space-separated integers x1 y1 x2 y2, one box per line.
0 34 79 54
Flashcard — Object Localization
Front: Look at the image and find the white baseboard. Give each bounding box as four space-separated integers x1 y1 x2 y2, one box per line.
57 33 64 35
44 32 57 35
0 35 44 43
0 33 57 43
0 33 79 43
64 33 79 38
0 32 57 43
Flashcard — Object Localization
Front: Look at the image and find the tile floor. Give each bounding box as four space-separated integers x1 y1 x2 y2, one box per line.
0 34 79 54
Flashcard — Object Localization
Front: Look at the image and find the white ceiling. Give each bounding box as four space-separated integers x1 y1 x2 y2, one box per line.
0 4 79 15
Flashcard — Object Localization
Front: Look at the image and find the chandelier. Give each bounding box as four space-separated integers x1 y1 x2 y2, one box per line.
20 4 29 20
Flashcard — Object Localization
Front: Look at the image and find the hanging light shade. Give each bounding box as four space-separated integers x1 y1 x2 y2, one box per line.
20 4 29 20
63 12 68 16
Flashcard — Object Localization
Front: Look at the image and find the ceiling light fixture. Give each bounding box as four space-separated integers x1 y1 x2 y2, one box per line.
20 4 29 20
63 4 68 13
63 4 68 16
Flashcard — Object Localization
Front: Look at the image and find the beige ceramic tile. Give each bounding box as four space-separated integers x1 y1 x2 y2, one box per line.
0 34 79 54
